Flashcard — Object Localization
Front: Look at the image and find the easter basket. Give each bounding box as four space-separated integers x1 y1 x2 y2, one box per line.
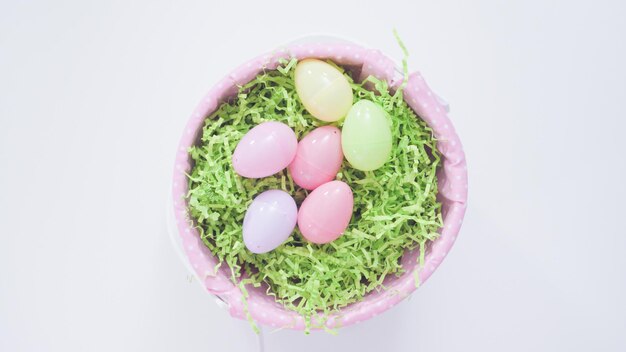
170 36 468 331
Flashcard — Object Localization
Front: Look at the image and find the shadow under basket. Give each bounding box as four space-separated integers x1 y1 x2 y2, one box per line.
171 39 468 331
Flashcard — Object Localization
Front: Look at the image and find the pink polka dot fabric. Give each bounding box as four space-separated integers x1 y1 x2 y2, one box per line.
171 40 468 330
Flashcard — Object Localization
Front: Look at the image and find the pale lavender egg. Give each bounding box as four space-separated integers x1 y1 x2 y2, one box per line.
232 121 298 178
243 190 298 254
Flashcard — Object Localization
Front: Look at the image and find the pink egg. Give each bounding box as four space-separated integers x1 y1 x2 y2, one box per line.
297 180 353 244
288 126 343 190
232 121 298 178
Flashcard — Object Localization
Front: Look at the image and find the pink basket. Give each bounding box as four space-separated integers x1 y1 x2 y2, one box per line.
171 38 468 330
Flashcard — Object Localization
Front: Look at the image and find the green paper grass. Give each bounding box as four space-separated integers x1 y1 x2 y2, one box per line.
187 54 442 333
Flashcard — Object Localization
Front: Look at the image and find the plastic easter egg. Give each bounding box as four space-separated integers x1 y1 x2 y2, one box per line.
288 126 343 190
295 59 353 122
232 121 298 178
297 181 353 244
243 190 298 254
341 100 392 171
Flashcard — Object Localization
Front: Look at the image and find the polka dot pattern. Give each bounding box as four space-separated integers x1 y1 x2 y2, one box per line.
171 40 468 331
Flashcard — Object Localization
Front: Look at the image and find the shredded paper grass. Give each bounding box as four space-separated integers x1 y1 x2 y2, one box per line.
187 52 442 332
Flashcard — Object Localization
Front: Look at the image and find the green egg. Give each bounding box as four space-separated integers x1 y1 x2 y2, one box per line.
341 100 392 171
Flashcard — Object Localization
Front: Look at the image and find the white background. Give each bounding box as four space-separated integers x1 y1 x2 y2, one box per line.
1 1 625 351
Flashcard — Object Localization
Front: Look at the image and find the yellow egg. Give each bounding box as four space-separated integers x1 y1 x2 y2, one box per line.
295 59 353 122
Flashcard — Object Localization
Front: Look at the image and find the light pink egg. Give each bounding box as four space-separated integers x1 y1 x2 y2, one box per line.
288 126 343 190
232 121 298 178
297 180 353 244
